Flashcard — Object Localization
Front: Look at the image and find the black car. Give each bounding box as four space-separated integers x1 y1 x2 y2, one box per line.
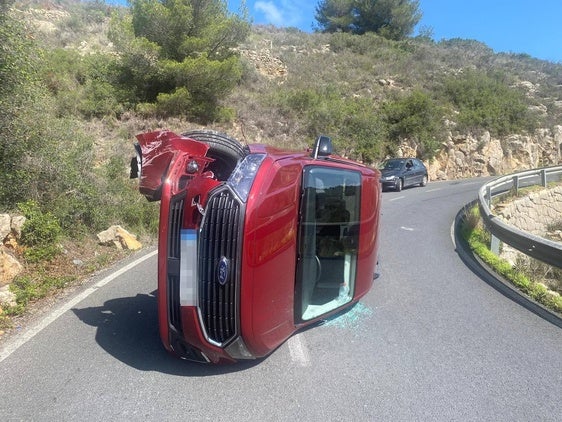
379 158 428 191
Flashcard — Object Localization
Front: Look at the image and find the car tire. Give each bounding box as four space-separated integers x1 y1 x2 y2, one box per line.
395 178 403 192
182 130 248 181
420 175 428 187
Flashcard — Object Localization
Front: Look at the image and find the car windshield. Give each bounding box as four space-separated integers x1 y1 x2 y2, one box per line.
380 159 404 170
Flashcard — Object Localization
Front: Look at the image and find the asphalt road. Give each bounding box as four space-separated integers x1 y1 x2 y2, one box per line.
1 178 561 421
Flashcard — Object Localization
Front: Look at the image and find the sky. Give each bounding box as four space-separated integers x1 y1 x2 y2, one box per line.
226 0 562 63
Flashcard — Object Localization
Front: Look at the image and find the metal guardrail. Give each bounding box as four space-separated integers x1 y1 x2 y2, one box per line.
478 165 562 269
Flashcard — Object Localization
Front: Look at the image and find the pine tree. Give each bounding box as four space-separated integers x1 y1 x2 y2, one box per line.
314 0 354 33
109 0 251 121
315 0 421 40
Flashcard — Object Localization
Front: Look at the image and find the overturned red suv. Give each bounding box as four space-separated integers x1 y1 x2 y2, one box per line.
131 130 381 363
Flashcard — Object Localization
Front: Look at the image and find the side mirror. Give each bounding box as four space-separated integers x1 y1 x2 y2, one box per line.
130 156 139 179
130 143 142 179
312 135 333 159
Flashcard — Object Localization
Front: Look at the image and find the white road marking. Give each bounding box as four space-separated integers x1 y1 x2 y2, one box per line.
400 226 415 231
425 188 442 193
287 333 311 366
0 249 158 363
450 220 457 248
389 196 405 201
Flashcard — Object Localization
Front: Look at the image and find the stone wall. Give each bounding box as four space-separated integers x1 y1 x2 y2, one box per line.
496 185 562 264
498 186 562 235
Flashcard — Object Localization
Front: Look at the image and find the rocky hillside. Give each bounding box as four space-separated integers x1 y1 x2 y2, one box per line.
229 28 562 180
13 0 562 179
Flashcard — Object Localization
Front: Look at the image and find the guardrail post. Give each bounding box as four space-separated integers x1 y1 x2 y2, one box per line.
512 175 519 196
490 235 500 255
541 169 547 187
486 186 492 206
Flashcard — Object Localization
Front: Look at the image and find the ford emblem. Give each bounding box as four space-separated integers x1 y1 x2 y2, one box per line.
217 257 230 285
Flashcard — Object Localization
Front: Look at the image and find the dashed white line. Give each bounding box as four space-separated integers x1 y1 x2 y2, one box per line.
0 249 158 363
389 196 405 201
287 333 311 366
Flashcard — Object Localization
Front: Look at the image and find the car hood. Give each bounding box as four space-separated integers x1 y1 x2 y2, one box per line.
380 169 400 178
134 130 211 201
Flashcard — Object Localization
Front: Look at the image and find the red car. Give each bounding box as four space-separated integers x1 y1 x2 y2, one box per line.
131 129 381 363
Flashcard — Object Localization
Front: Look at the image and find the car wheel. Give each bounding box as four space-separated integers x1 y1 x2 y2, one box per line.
420 175 428 187
182 130 248 181
395 178 403 192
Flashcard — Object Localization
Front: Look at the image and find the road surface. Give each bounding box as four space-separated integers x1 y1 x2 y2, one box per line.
1 178 560 421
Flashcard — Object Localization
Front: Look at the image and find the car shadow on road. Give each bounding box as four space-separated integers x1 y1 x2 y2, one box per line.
71 291 263 375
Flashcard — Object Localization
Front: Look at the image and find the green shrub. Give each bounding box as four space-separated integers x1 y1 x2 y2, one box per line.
42 49 122 119
441 69 536 136
136 102 158 117
330 32 382 55
462 205 481 232
155 87 193 117
18 201 62 247
0 8 52 206
94 156 160 236
270 86 389 163
80 79 123 118
383 89 446 159
108 1 249 121
9 275 37 311
18 201 63 262
10 273 76 310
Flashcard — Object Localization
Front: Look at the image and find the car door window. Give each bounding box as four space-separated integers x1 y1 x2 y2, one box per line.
296 166 361 321
414 159 423 180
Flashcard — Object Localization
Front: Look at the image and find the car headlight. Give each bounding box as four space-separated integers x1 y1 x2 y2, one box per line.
227 153 266 202
381 175 396 181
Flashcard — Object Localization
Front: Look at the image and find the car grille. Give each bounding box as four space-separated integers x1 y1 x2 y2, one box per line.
198 188 242 345
167 194 185 333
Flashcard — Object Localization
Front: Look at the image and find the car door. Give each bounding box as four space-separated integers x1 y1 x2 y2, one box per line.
295 166 362 322
403 159 415 187
412 159 423 184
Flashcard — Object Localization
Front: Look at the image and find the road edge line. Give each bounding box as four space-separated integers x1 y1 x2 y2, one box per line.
0 249 158 363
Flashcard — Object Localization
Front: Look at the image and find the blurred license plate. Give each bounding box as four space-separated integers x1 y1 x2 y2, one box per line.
179 229 197 306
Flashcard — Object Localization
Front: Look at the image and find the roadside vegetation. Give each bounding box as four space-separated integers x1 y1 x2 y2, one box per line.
1 0 562 330
461 206 562 315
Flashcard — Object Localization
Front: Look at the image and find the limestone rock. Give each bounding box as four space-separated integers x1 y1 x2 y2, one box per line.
97 225 119 244
481 138 504 175
115 226 142 251
404 126 562 180
0 214 26 246
11 215 26 237
0 248 23 287
3 232 19 251
97 225 142 250
0 284 17 307
0 214 10 241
